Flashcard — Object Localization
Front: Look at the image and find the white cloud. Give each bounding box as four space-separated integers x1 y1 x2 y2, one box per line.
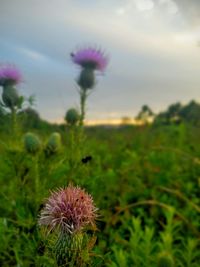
17 46 48 61
115 7 126 16
134 0 154 11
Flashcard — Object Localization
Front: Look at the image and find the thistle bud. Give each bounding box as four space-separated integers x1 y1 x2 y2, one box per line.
157 252 174 267
2 86 19 109
78 68 95 90
24 132 41 154
55 232 84 266
45 132 61 154
65 108 80 125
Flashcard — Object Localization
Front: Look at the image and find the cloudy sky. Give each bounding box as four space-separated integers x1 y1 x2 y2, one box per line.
0 0 200 122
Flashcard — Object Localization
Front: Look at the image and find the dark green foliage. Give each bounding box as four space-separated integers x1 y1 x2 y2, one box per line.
157 252 174 267
18 107 59 132
179 100 200 125
19 108 41 129
154 100 200 126
136 104 154 123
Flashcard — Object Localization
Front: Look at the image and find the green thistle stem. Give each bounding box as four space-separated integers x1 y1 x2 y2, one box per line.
11 107 17 137
33 155 39 199
78 89 87 165
80 89 87 126
69 125 75 168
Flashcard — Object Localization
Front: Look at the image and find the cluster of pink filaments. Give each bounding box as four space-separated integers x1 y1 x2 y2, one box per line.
0 64 22 86
71 47 108 71
39 185 97 234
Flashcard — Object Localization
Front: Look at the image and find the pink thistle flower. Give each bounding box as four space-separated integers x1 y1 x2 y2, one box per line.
0 64 22 86
71 47 108 71
39 185 97 234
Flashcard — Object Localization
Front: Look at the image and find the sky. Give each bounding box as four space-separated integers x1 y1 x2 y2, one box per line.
0 0 200 122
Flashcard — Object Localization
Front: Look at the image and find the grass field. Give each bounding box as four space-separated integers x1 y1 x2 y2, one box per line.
0 122 200 266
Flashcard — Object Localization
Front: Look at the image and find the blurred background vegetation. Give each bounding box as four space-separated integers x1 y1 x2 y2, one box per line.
0 99 200 266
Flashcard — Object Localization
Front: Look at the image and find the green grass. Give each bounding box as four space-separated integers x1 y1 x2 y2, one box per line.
0 122 200 266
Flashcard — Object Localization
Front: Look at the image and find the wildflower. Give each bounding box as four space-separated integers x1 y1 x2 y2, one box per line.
71 45 109 124
71 47 108 71
39 185 97 235
0 64 22 86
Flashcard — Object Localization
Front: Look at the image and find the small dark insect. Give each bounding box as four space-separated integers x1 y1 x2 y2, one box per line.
81 155 92 164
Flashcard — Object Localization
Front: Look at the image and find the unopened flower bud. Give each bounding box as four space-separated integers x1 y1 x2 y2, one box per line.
2 86 19 109
45 132 61 154
24 132 41 154
65 108 80 125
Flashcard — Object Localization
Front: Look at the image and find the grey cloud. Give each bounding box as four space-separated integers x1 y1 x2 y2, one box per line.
173 0 200 26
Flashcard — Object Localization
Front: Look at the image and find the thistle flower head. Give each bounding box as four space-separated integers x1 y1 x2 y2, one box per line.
71 47 108 71
39 185 97 234
0 64 22 86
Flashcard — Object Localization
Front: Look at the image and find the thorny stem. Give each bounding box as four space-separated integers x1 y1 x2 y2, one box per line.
33 155 39 200
69 125 76 168
78 88 87 165
11 107 17 137
80 89 87 126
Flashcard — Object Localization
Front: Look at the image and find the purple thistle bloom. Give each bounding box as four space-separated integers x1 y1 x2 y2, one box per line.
39 185 97 234
71 47 108 71
0 64 22 86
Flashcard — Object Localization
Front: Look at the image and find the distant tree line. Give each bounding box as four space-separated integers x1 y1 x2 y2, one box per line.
1 100 200 132
153 100 200 126
0 106 61 133
135 100 200 126
135 105 154 124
